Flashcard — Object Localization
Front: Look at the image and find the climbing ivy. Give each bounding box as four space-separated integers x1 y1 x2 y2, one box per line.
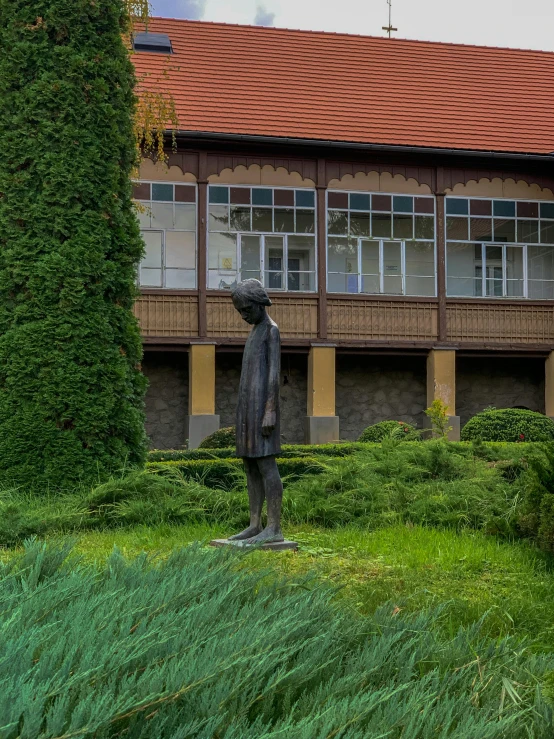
0 0 148 487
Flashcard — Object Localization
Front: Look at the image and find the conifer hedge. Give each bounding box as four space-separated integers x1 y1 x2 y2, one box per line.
0 0 146 487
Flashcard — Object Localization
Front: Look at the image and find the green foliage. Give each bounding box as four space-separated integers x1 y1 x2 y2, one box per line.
149 442 368 462
0 540 552 738
425 399 453 439
198 426 236 449
462 409 554 443
0 0 147 488
358 420 419 442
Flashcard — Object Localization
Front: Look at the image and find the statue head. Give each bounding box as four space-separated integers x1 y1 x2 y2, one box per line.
231 279 271 325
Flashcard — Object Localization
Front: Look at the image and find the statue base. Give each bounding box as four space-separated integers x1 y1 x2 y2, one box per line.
209 538 298 552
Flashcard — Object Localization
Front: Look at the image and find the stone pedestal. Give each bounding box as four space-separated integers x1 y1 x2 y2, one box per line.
186 414 220 450
210 539 298 552
304 416 340 445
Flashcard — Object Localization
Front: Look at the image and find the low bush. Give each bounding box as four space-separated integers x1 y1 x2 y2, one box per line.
1 540 552 738
358 420 419 442
462 408 554 443
198 426 236 449
149 442 368 463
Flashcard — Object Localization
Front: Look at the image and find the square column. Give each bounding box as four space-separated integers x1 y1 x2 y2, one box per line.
546 351 554 420
186 343 220 449
305 345 339 444
426 349 460 440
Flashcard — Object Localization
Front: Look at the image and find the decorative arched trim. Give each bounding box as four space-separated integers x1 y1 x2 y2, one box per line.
139 158 197 183
208 164 315 187
328 170 432 194
447 177 554 200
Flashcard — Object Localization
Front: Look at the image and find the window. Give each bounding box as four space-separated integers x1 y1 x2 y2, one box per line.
134 182 197 288
446 197 554 299
207 186 316 291
327 191 436 295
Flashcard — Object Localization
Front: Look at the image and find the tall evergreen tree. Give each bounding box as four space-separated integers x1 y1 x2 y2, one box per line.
0 0 147 487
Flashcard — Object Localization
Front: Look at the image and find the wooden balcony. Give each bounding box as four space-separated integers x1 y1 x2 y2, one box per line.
327 297 438 342
134 292 199 339
447 300 554 346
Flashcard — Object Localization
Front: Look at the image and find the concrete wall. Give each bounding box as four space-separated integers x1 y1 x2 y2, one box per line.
215 352 307 445
336 355 427 441
142 352 189 450
456 357 545 427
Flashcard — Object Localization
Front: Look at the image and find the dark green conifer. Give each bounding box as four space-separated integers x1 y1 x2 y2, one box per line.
0 0 146 487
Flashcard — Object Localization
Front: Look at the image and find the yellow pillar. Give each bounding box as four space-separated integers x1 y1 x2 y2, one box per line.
187 343 219 448
426 349 460 440
546 351 554 418
305 345 339 443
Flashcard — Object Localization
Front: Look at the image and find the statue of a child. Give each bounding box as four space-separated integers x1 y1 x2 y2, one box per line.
229 279 284 544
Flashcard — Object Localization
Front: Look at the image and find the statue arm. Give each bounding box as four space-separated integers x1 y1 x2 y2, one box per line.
262 325 280 437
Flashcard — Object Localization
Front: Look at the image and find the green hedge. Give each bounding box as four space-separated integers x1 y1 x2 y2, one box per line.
358 421 419 442
149 443 368 463
461 409 554 443
198 427 236 449
147 457 326 489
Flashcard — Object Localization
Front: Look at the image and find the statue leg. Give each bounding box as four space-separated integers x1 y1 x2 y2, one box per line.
245 456 284 544
228 457 264 540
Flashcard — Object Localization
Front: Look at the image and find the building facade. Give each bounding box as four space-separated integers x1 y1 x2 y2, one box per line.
132 20 554 448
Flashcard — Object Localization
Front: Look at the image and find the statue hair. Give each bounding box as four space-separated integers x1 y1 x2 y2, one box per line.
231 279 272 307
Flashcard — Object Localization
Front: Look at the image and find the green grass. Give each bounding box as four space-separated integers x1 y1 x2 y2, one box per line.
48 521 554 651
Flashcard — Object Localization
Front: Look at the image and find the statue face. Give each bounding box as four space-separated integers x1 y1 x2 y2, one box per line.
233 298 265 325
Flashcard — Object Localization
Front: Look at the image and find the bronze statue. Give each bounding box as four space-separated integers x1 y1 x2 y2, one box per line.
228 279 284 544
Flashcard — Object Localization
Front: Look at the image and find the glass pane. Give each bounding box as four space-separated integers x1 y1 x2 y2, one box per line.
528 245 554 281
529 281 554 299
414 197 434 214
174 185 196 203
518 220 539 243
446 199 469 215
493 218 515 243
140 268 162 287
296 210 315 234
541 203 554 219
470 218 493 241
264 236 283 279
136 204 151 228
266 272 283 289
470 199 492 216
209 186 229 205
349 212 370 237
165 231 196 269
540 222 554 244
230 207 251 232
447 242 479 279
328 237 357 289
242 235 261 274
350 193 370 211
288 272 315 291
165 269 196 288
383 276 402 294
383 242 401 290
485 245 502 262
406 276 435 296
252 188 272 206
372 213 391 238
208 270 237 290
274 189 294 206
414 216 434 240
393 195 413 213
152 183 173 201
230 187 251 205
517 201 538 218
505 246 523 281
150 203 173 229
133 182 150 200
493 200 515 217
328 191 348 209
446 217 468 240
393 214 413 239
447 276 480 297
328 210 348 235
208 232 237 271
371 194 391 211
274 209 295 233
405 241 434 276
296 190 315 208
174 203 196 230
486 278 503 297
328 273 355 293
209 205 229 231
361 240 379 275
252 208 273 232
361 274 380 293
506 280 524 297
141 231 162 268
288 235 316 276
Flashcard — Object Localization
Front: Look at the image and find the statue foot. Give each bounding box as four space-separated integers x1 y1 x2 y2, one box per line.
228 525 262 541
245 527 285 545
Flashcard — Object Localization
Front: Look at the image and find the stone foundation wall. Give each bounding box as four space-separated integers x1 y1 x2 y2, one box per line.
215 352 307 445
456 357 545 427
336 356 427 441
142 353 188 450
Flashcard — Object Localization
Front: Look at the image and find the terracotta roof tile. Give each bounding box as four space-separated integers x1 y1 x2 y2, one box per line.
132 19 554 155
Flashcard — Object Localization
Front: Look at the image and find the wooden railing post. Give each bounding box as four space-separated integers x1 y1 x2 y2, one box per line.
197 151 208 339
316 158 327 340
435 190 447 344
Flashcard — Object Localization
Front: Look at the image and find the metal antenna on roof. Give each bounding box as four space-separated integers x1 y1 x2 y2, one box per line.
382 0 398 37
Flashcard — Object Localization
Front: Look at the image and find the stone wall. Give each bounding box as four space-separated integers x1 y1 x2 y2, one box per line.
215 352 307 445
456 357 545 427
142 352 188 450
336 355 427 441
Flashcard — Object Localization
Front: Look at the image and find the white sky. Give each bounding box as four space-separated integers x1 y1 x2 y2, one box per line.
151 0 554 52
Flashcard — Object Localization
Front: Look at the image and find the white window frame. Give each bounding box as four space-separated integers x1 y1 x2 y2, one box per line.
236 233 315 292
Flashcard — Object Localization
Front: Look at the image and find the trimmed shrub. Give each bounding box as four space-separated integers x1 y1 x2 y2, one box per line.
148 457 326 490
199 427 236 449
0 0 147 488
149 442 368 462
359 420 419 443
461 409 554 443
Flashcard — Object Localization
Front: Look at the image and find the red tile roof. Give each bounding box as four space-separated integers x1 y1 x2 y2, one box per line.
132 18 554 156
